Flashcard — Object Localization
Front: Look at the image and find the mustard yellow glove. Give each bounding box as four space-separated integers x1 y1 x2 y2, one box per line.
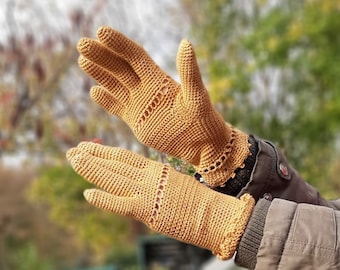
77 26 250 187
66 142 254 260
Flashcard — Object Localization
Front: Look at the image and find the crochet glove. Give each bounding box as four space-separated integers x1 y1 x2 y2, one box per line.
66 142 255 260
77 26 250 187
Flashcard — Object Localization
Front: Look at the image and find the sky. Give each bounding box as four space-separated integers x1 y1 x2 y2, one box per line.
0 0 189 66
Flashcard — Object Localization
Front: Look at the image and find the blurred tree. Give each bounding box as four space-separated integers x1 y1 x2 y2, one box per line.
181 0 340 198
0 0 137 163
29 165 139 266
0 0 188 163
0 165 81 270
243 0 340 195
10 244 55 270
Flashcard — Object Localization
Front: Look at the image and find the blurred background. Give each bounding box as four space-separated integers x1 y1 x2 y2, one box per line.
0 0 339 269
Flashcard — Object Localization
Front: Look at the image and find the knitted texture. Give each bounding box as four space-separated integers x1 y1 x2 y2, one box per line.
214 135 259 196
77 25 250 187
235 198 271 269
66 142 255 260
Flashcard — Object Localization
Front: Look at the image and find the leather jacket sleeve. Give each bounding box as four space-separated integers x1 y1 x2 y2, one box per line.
237 136 336 208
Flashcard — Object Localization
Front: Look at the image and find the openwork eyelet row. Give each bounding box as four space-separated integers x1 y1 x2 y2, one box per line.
149 165 170 225
198 128 237 174
134 77 171 133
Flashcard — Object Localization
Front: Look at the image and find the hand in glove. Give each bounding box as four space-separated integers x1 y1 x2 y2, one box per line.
77 26 251 187
66 142 255 260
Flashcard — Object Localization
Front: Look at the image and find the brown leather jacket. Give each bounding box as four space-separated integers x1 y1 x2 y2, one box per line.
234 136 340 269
237 136 336 208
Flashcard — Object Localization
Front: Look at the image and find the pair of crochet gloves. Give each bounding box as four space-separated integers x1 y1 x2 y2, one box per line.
67 26 255 260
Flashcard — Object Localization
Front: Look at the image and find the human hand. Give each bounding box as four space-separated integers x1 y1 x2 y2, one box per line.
66 142 254 259
77 26 250 187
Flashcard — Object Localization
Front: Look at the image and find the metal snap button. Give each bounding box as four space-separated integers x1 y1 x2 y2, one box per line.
263 193 273 201
279 163 289 176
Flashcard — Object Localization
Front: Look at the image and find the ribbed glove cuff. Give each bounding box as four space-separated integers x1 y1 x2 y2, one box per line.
235 198 271 269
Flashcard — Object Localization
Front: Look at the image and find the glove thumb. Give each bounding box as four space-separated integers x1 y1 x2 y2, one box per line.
176 40 208 111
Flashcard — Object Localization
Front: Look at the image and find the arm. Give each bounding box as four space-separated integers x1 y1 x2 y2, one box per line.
77 26 335 209
77 26 251 188
236 197 340 269
215 135 337 209
66 142 340 268
66 142 254 260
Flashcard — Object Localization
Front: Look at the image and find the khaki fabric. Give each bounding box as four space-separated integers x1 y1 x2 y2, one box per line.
77 26 250 187
66 142 255 260
255 199 340 269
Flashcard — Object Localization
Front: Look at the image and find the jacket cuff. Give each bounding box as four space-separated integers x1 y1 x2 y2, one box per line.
235 198 271 269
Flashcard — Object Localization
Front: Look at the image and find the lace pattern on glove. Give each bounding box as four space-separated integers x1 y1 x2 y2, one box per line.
149 165 170 225
134 76 171 133
198 128 237 175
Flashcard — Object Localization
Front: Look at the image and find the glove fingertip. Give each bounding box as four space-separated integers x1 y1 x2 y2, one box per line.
177 39 194 67
83 189 97 202
76 38 87 52
77 55 87 68
90 86 112 108
90 86 125 117
77 37 95 54
83 189 118 214
76 141 92 149
96 25 111 39
176 39 207 108
89 85 104 99
179 38 191 47
66 148 80 162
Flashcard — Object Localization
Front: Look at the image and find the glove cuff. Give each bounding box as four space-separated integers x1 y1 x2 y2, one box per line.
235 198 271 269
195 127 251 188
213 135 258 196
212 193 255 260
195 128 252 189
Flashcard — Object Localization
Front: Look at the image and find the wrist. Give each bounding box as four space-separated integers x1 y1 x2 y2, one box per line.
213 135 258 196
179 184 255 260
208 193 255 260
195 127 251 187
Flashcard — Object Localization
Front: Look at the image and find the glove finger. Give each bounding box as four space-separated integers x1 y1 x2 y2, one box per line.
96 26 160 80
84 189 137 217
177 39 208 110
90 86 125 118
79 56 129 103
67 148 138 196
77 38 140 89
70 147 146 182
75 142 149 169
